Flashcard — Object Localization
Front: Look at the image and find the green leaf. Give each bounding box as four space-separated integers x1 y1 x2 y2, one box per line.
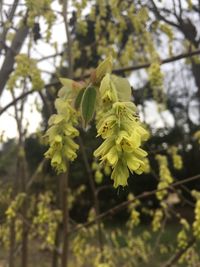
81 86 97 127
111 75 131 101
74 88 85 109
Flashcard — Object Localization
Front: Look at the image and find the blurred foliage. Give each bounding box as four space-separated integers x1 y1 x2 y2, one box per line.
1 0 200 266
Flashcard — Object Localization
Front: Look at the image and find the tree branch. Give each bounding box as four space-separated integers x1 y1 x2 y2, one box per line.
114 49 200 74
162 237 196 267
0 16 29 96
61 1 71 267
62 0 73 78
68 173 200 234
0 0 19 53
1 49 200 116
150 0 179 28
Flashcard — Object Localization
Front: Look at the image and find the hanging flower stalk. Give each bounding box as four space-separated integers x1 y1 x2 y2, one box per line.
44 80 85 173
44 56 149 187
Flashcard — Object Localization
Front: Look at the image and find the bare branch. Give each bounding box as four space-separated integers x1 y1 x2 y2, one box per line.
162 237 196 267
0 16 29 96
0 0 19 53
69 173 200 234
61 1 71 266
1 49 200 116
114 49 200 74
62 0 73 78
0 89 34 116
150 0 179 28
37 52 63 62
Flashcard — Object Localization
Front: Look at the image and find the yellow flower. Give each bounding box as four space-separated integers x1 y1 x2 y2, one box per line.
111 160 129 187
156 155 173 200
95 100 149 187
99 73 118 103
44 97 79 173
116 130 141 152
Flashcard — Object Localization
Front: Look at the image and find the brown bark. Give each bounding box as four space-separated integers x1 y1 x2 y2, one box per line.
0 17 29 96
60 171 69 267
78 136 104 259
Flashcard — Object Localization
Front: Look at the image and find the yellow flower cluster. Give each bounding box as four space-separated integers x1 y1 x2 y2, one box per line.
44 97 79 173
6 193 26 221
152 209 163 232
168 146 183 170
159 23 173 55
94 74 149 187
194 130 200 144
25 0 55 40
177 218 190 249
0 224 10 248
148 62 165 105
156 155 174 200
92 160 111 184
7 54 44 91
32 192 62 246
143 158 151 173
192 191 200 239
127 194 140 228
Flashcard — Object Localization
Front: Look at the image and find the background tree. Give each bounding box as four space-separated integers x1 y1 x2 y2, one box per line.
0 1 200 267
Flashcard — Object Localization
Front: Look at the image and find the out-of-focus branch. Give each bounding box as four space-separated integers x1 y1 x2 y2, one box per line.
68 173 200 234
162 237 196 267
78 136 104 259
62 0 73 78
150 0 179 28
1 49 200 116
0 90 34 116
61 1 71 267
0 16 29 96
37 52 64 62
114 49 200 74
0 0 19 52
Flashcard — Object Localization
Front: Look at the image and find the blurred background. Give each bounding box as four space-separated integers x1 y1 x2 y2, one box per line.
0 0 200 267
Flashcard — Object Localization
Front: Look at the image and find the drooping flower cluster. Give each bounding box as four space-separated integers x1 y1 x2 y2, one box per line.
194 130 200 145
192 190 200 239
44 97 79 173
44 77 86 173
168 146 183 170
92 160 111 184
155 155 174 200
152 209 163 232
6 193 26 221
148 61 165 108
44 57 148 188
7 54 44 91
94 74 149 187
127 194 140 228
32 192 62 246
177 218 190 249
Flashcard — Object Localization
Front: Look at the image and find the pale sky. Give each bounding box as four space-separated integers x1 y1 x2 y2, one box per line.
0 0 198 141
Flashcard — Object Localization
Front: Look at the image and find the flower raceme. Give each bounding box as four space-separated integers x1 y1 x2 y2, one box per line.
155 155 174 200
44 56 149 187
44 98 79 173
94 74 149 188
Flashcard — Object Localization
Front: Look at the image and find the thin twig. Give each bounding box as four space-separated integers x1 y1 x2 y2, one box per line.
162 237 196 267
61 1 71 266
78 136 104 260
113 49 200 74
62 0 73 77
1 49 200 116
68 173 200 234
